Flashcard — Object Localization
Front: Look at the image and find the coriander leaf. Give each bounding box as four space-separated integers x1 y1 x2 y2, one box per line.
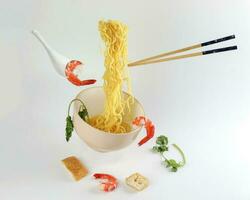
158 145 168 153
65 98 89 142
156 135 168 146
163 159 170 166
152 134 186 173
66 116 74 142
78 107 88 121
152 146 159 152
171 167 178 172
152 145 168 153
164 159 181 172
167 159 181 168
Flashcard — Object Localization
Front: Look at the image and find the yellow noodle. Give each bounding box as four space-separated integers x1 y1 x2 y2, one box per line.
88 20 134 133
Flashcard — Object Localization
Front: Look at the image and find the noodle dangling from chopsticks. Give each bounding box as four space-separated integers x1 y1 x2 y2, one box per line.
88 20 134 133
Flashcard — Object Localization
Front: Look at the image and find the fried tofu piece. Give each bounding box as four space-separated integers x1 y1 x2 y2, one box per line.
126 173 149 191
62 156 88 181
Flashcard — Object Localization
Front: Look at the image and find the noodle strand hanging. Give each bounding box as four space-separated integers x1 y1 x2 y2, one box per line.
88 20 134 133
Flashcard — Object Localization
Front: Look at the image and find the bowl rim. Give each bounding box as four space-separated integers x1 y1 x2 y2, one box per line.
74 86 145 136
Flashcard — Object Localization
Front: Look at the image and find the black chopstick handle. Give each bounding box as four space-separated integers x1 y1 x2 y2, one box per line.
202 46 237 55
201 35 235 47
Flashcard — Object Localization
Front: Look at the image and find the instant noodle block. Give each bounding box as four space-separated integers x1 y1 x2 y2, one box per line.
126 173 149 191
62 156 88 181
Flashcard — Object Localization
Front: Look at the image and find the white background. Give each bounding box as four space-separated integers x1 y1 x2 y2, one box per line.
1 0 250 199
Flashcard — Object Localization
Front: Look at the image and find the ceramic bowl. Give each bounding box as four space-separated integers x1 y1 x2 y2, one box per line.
73 87 145 152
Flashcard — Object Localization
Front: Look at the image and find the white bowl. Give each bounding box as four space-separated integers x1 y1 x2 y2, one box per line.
73 87 145 152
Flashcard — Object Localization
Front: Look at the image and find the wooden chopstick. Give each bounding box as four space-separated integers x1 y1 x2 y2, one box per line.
128 46 237 67
128 35 235 67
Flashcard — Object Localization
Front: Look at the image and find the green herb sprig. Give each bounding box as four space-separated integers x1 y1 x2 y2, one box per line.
153 135 186 172
66 99 89 142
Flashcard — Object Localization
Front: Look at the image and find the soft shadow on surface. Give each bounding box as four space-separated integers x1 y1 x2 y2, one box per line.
119 181 137 194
